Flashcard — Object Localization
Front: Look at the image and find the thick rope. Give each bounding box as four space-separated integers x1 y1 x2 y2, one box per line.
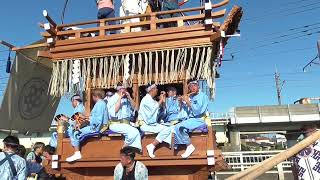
155 51 159 84
129 53 135 87
148 51 153 84
48 45 216 96
160 51 165 84
191 47 200 79
138 53 142 86
107 56 114 88
186 47 194 80
196 47 206 79
173 49 181 81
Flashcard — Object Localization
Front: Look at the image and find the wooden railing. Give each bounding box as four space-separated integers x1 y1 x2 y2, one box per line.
41 0 229 43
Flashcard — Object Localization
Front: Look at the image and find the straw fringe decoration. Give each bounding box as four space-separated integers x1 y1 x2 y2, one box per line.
160 51 164 84
155 51 159 84
49 45 217 97
138 53 142 86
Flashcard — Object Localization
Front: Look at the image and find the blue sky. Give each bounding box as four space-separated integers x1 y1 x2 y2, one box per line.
0 0 320 116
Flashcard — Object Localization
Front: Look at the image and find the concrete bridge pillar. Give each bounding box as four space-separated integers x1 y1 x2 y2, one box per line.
229 130 241 151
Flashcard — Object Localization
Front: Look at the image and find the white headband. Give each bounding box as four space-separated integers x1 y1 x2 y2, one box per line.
72 95 82 101
116 86 125 91
146 84 157 92
188 80 198 85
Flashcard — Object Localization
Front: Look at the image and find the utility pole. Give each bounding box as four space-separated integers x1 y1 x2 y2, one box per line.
274 68 285 105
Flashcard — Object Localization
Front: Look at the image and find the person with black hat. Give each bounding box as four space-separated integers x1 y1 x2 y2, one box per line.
114 146 148 180
0 135 27 179
138 83 172 158
174 79 209 158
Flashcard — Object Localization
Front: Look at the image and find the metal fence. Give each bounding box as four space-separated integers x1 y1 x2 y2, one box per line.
217 151 292 177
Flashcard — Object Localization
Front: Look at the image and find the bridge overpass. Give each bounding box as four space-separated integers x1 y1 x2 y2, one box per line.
229 103 320 132
210 103 320 151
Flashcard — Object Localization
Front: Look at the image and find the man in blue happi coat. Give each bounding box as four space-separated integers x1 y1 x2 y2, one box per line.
0 136 27 180
49 94 85 148
174 80 209 158
138 83 172 158
66 89 108 162
106 83 142 150
164 87 188 125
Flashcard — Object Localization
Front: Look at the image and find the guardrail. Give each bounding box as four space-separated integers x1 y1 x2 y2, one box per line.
216 151 292 179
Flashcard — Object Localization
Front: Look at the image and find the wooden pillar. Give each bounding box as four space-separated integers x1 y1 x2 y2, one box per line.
183 74 188 95
150 13 157 30
56 121 65 156
99 19 105 36
132 76 140 109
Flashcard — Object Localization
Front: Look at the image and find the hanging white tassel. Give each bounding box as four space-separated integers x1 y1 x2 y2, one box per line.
148 51 153 84
138 53 142 86
170 49 175 82
173 49 181 81
179 48 188 78
186 48 194 80
92 58 97 87
103 57 108 88
165 50 170 84
98 57 103 87
86 58 92 90
107 56 114 88
143 52 148 85
160 51 165 84
196 47 206 79
124 54 130 83
113 55 120 87
155 51 159 84
191 47 200 79
129 53 135 87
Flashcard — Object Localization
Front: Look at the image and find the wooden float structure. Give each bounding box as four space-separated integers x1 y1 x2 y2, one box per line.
14 0 242 179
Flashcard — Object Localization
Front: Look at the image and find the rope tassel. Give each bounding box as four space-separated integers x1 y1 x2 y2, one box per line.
48 45 217 97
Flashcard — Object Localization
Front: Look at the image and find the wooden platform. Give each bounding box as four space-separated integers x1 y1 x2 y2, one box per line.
45 126 228 179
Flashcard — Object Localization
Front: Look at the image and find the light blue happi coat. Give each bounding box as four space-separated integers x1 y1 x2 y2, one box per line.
138 94 172 145
107 93 142 150
174 91 209 145
165 96 188 123
0 152 27 180
49 103 85 148
70 99 107 147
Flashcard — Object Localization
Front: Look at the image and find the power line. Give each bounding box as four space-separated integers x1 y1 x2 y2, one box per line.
219 70 320 83
230 30 320 55
251 26 320 45
226 47 315 61
226 21 320 50
244 1 320 22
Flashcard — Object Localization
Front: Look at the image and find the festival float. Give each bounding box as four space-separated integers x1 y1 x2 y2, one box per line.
3 0 243 179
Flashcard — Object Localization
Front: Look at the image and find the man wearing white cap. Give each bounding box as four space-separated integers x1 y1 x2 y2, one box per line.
138 83 172 158
105 83 142 150
174 79 209 158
